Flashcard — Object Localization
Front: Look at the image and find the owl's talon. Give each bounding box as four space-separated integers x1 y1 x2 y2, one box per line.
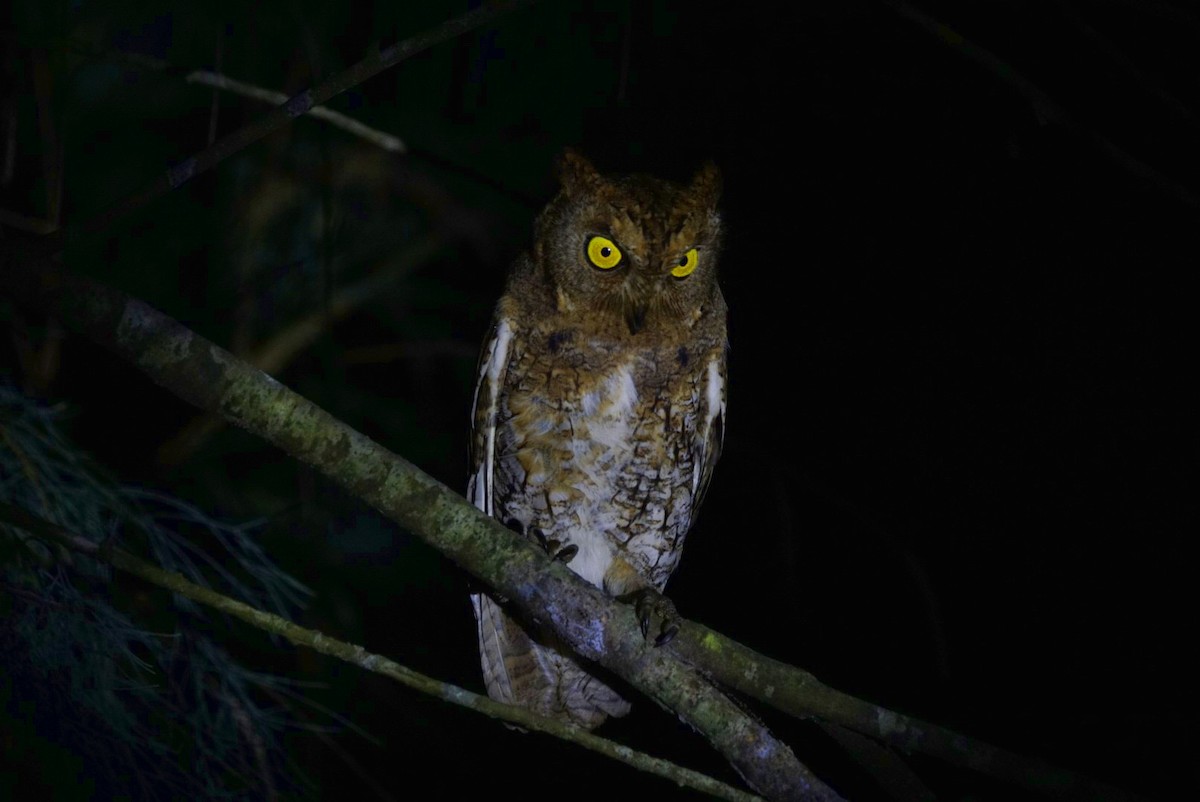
529 527 577 564
553 544 579 564
530 527 556 552
622 588 680 648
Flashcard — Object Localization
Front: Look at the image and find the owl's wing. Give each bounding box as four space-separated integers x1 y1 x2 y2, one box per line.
466 315 629 725
689 348 727 519
467 314 517 697
467 316 515 517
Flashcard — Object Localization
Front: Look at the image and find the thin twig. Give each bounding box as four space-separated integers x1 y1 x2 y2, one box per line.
155 235 444 467
49 0 540 250
878 0 1200 209
0 500 762 802
1055 0 1200 130
339 340 479 366
0 208 59 235
206 28 224 147
186 71 404 153
30 49 63 230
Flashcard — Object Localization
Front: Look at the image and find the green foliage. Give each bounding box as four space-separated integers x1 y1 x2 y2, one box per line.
0 383 310 800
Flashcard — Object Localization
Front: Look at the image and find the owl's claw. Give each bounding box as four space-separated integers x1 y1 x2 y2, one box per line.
623 588 680 647
530 527 578 565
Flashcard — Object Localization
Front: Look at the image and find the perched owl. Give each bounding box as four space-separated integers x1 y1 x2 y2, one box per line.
468 151 727 729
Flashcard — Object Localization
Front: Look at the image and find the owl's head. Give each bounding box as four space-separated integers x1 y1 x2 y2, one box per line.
532 150 723 335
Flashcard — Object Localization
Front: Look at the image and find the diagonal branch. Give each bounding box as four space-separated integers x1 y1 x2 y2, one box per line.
3 256 842 801
184 70 406 153
878 0 1200 209
38 0 540 251
667 625 1142 802
1 252 1146 800
0 500 762 802
156 235 445 467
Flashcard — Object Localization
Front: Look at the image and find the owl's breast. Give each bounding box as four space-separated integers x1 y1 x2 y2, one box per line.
493 333 703 589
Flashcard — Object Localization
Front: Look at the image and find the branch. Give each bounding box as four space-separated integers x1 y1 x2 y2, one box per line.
39 0 540 250
2 252 1146 800
3 257 841 800
668 625 1142 802
0 500 761 802
185 70 406 153
156 235 445 466
878 0 1200 209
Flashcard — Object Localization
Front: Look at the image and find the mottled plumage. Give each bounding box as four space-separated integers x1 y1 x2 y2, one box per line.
469 151 727 728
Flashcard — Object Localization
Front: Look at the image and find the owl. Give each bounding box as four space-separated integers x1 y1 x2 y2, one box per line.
468 150 727 729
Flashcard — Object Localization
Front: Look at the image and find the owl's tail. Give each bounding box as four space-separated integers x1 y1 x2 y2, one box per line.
472 592 631 730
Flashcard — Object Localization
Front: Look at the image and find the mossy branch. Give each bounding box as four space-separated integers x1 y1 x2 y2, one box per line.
669 624 1141 801
3 256 841 801
2 253 1145 800
0 500 761 802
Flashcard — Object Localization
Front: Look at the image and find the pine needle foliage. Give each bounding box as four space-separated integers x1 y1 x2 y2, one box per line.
1 382 310 801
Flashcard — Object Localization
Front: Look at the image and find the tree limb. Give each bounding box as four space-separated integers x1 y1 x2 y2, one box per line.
34 0 541 250
2 256 842 800
668 624 1141 801
0 500 762 802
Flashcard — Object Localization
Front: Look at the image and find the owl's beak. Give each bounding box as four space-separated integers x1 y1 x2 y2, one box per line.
625 302 648 334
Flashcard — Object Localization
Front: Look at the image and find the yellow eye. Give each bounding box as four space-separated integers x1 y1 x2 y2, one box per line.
586 235 622 270
671 248 699 278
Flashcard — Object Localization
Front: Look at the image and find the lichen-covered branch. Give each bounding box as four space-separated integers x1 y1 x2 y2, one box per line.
3 257 841 801
669 624 1140 801
0 500 762 802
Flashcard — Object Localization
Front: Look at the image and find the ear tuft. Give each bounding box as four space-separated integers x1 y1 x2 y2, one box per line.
690 161 722 208
557 148 601 197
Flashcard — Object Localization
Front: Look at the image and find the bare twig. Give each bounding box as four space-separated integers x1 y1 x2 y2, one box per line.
878 0 1200 209
0 48 62 235
186 70 404 153
0 208 59 235
206 28 224 147
339 340 479 366
156 235 444 467
30 49 63 230
0 500 761 802
47 0 540 249
1055 1 1200 131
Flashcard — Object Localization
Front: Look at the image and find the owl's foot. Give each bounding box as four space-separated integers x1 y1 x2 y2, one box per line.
530 526 578 565
552 544 579 563
621 588 680 646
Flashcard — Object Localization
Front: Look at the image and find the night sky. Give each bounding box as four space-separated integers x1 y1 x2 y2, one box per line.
1 2 1193 800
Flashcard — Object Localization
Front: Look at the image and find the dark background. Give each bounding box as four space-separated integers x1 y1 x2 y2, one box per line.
1 1 1193 799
